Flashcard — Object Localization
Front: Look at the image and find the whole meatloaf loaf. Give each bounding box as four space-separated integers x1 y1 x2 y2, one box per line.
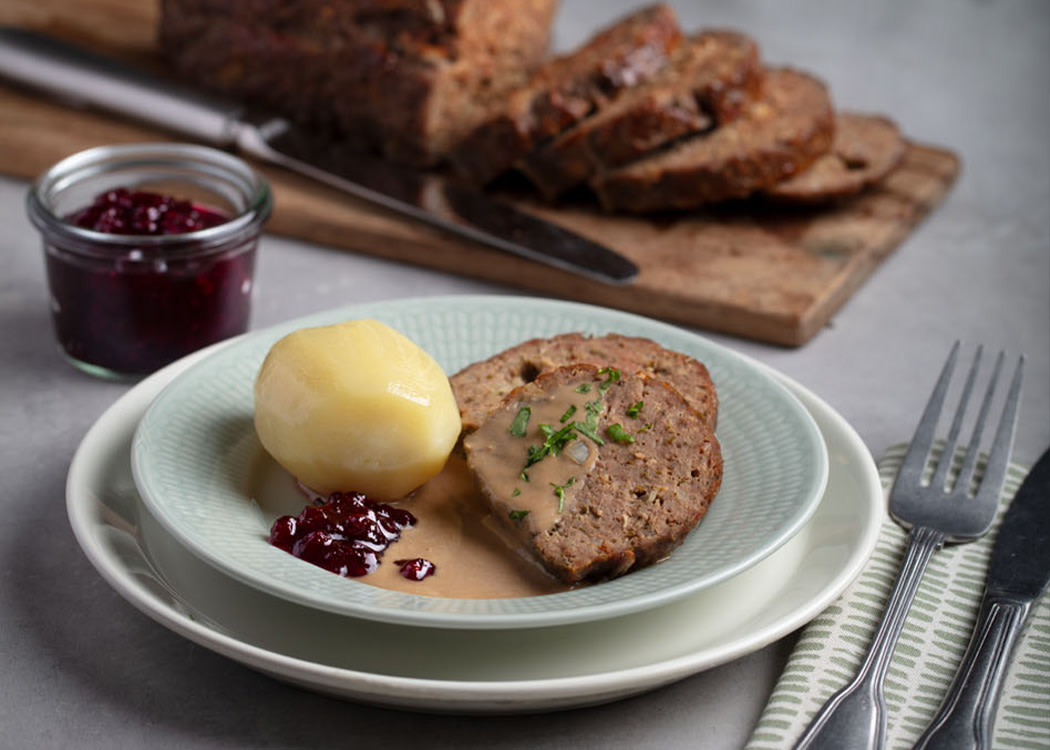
160 0 559 165
449 4 683 185
463 364 723 584
521 29 764 198
450 332 719 434
592 67 834 212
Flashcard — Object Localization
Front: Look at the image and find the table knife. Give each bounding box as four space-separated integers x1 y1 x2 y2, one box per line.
913 446 1050 750
0 27 639 284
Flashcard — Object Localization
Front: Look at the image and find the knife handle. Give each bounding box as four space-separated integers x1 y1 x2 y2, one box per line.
0 27 239 146
911 595 1032 750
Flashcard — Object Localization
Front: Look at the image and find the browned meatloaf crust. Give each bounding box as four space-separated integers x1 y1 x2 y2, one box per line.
450 332 719 434
449 4 682 185
160 0 558 165
764 112 906 204
592 67 835 212
464 364 723 584
521 29 763 198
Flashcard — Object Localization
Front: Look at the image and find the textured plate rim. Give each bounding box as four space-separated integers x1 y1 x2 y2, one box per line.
130 295 829 628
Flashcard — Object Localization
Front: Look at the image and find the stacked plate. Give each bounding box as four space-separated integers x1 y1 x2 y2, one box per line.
67 296 883 713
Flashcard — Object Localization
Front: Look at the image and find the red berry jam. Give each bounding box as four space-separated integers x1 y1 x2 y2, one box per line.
395 558 437 581
269 491 435 581
67 188 228 235
29 144 271 380
44 188 256 375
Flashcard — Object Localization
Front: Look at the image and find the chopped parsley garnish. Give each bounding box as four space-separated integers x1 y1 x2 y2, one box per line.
518 386 610 476
607 423 635 444
525 444 545 467
509 509 530 522
512 487 521 497
571 397 605 445
626 400 644 418
508 406 531 437
573 421 605 446
526 422 578 468
597 367 621 392
550 476 575 513
548 424 577 448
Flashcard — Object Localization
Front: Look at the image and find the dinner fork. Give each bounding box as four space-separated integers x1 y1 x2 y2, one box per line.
793 342 1024 750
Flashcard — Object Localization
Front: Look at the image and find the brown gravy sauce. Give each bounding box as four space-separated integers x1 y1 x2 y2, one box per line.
463 382 600 539
255 450 569 598
255 383 604 598
366 455 569 597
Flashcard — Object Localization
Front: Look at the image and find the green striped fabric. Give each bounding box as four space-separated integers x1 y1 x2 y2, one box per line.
746 445 1050 749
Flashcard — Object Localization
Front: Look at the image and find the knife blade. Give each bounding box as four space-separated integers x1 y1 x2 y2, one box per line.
913 446 1050 750
0 27 639 284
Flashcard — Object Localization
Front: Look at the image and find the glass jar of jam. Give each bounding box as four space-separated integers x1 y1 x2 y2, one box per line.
27 143 272 380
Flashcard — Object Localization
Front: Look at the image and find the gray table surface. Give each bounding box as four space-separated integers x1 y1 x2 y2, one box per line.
1 0 1047 748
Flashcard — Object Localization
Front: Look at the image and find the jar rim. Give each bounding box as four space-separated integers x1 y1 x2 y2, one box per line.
26 142 273 256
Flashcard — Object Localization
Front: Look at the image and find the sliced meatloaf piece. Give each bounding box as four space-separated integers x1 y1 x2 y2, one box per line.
521 29 763 198
450 332 718 434
592 67 835 212
164 0 497 28
160 0 558 165
449 4 682 185
764 113 906 204
463 364 723 584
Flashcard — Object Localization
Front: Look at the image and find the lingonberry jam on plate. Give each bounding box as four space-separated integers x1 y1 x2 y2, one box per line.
395 558 438 581
269 491 436 581
27 143 271 380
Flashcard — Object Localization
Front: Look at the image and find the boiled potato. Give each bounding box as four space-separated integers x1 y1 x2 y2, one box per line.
253 319 461 499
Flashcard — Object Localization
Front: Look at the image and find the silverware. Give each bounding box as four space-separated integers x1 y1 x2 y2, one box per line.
0 28 639 285
912 446 1050 750
794 342 1024 750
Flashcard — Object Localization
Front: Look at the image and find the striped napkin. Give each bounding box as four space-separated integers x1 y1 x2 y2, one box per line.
746 445 1050 750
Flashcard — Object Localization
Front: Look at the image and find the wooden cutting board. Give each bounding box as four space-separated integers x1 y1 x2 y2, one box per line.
0 0 960 346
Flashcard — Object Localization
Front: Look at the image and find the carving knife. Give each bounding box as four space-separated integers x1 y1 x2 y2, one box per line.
0 27 639 284
913 446 1050 750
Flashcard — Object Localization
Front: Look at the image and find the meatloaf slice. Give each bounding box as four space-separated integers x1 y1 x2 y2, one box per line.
449 4 682 185
450 332 718 434
592 67 835 212
764 113 906 204
521 29 763 198
165 0 494 30
160 0 558 165
463 364 723 584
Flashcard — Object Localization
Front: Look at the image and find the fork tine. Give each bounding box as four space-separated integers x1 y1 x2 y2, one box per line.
897 341 960 485
950 350 1004 495
967 354 1024 505
929 345 983 492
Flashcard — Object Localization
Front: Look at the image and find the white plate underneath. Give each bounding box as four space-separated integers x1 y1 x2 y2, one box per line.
67 344 883 714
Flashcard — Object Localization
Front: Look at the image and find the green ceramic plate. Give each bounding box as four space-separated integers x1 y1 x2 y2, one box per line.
132 296 828 629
